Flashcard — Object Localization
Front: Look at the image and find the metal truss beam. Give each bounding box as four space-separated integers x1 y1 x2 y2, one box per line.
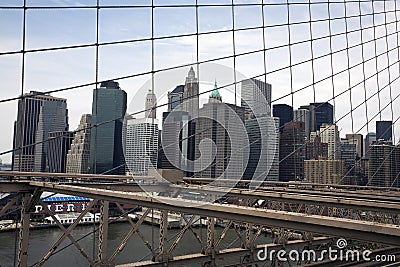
0 181 35 193
109 207 152 262
38 200 94 265
64 183 171 193
0 193 22 217
183 178 400 192
37 201 95 266
116 237 333 267
193 186 400 214
0 171 156 182
28 182 400 246
97 200 110 265
19 180 400 214
17 193 31 267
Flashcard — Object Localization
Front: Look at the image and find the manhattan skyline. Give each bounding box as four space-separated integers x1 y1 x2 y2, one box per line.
1 0 399 163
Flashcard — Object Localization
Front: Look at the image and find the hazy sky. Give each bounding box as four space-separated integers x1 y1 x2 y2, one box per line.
0 0 399 163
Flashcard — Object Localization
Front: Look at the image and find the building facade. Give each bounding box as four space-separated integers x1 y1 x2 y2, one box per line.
241 78 272 118
66 114 92 174
182 67 199 119
301 102 333 132
194 92 246 180
306 132 328 160
294 108 311 140
304 160 345 184
340 142 357 176
364 132 377 158
279 121 305 182
12 91 69 172
376 121 392 143
160 111 195 176
145 90 157 119
89 81 127 175
344 133 363 158
244 117 280 181
125 117 159 176
46 131 74 173
368 141 400 187
320 123 340 160
167 85 184 112
272 104 293 133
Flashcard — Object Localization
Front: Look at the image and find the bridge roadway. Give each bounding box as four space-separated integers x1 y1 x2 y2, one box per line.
3 180 397 246
2 171 400 211
2 179 400 215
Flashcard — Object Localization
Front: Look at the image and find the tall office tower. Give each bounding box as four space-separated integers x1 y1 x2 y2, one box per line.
145 90 157 119
182 67 199 119
376 121 393 143
345 133 363 158
294 108 311 140
320 123 340 160
301 102 334 132
66 114 92 174
241 78 272 118
272 104 293 133
167 85 184 112
90 81 127 175
194 91 246 179
364 132 376 158
12 91 68 172
46 131 74 173
306 132 328 160
369 140 400 187
279 121 305 182
304 160 345 184
125 117 159 176
340 141 357 175
160 111 195 176
244 117 280 181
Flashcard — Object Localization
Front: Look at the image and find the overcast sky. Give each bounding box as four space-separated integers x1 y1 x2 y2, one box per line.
0 0 399 163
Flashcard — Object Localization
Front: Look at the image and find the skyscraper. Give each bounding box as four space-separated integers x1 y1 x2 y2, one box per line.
244 117 279 181
294 108 311 140
66 114 92 174
279 121 305 181
241 78 272 118
194 90 246 179
145 90 157 119
125 117 159 176
364 132 376 158
369 140 400 187
46 131 74 173
182 67 199 119
90 81 127 175
161 70 198 176
301 102 334 132
12 91 69 172
320 123 340 160
272 104 293 133
160 111 195 176
345 133 363 158
376 121 392 143
167 85 184 112
340 141 357 175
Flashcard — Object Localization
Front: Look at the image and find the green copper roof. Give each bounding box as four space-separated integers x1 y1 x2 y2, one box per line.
210 80 222 100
